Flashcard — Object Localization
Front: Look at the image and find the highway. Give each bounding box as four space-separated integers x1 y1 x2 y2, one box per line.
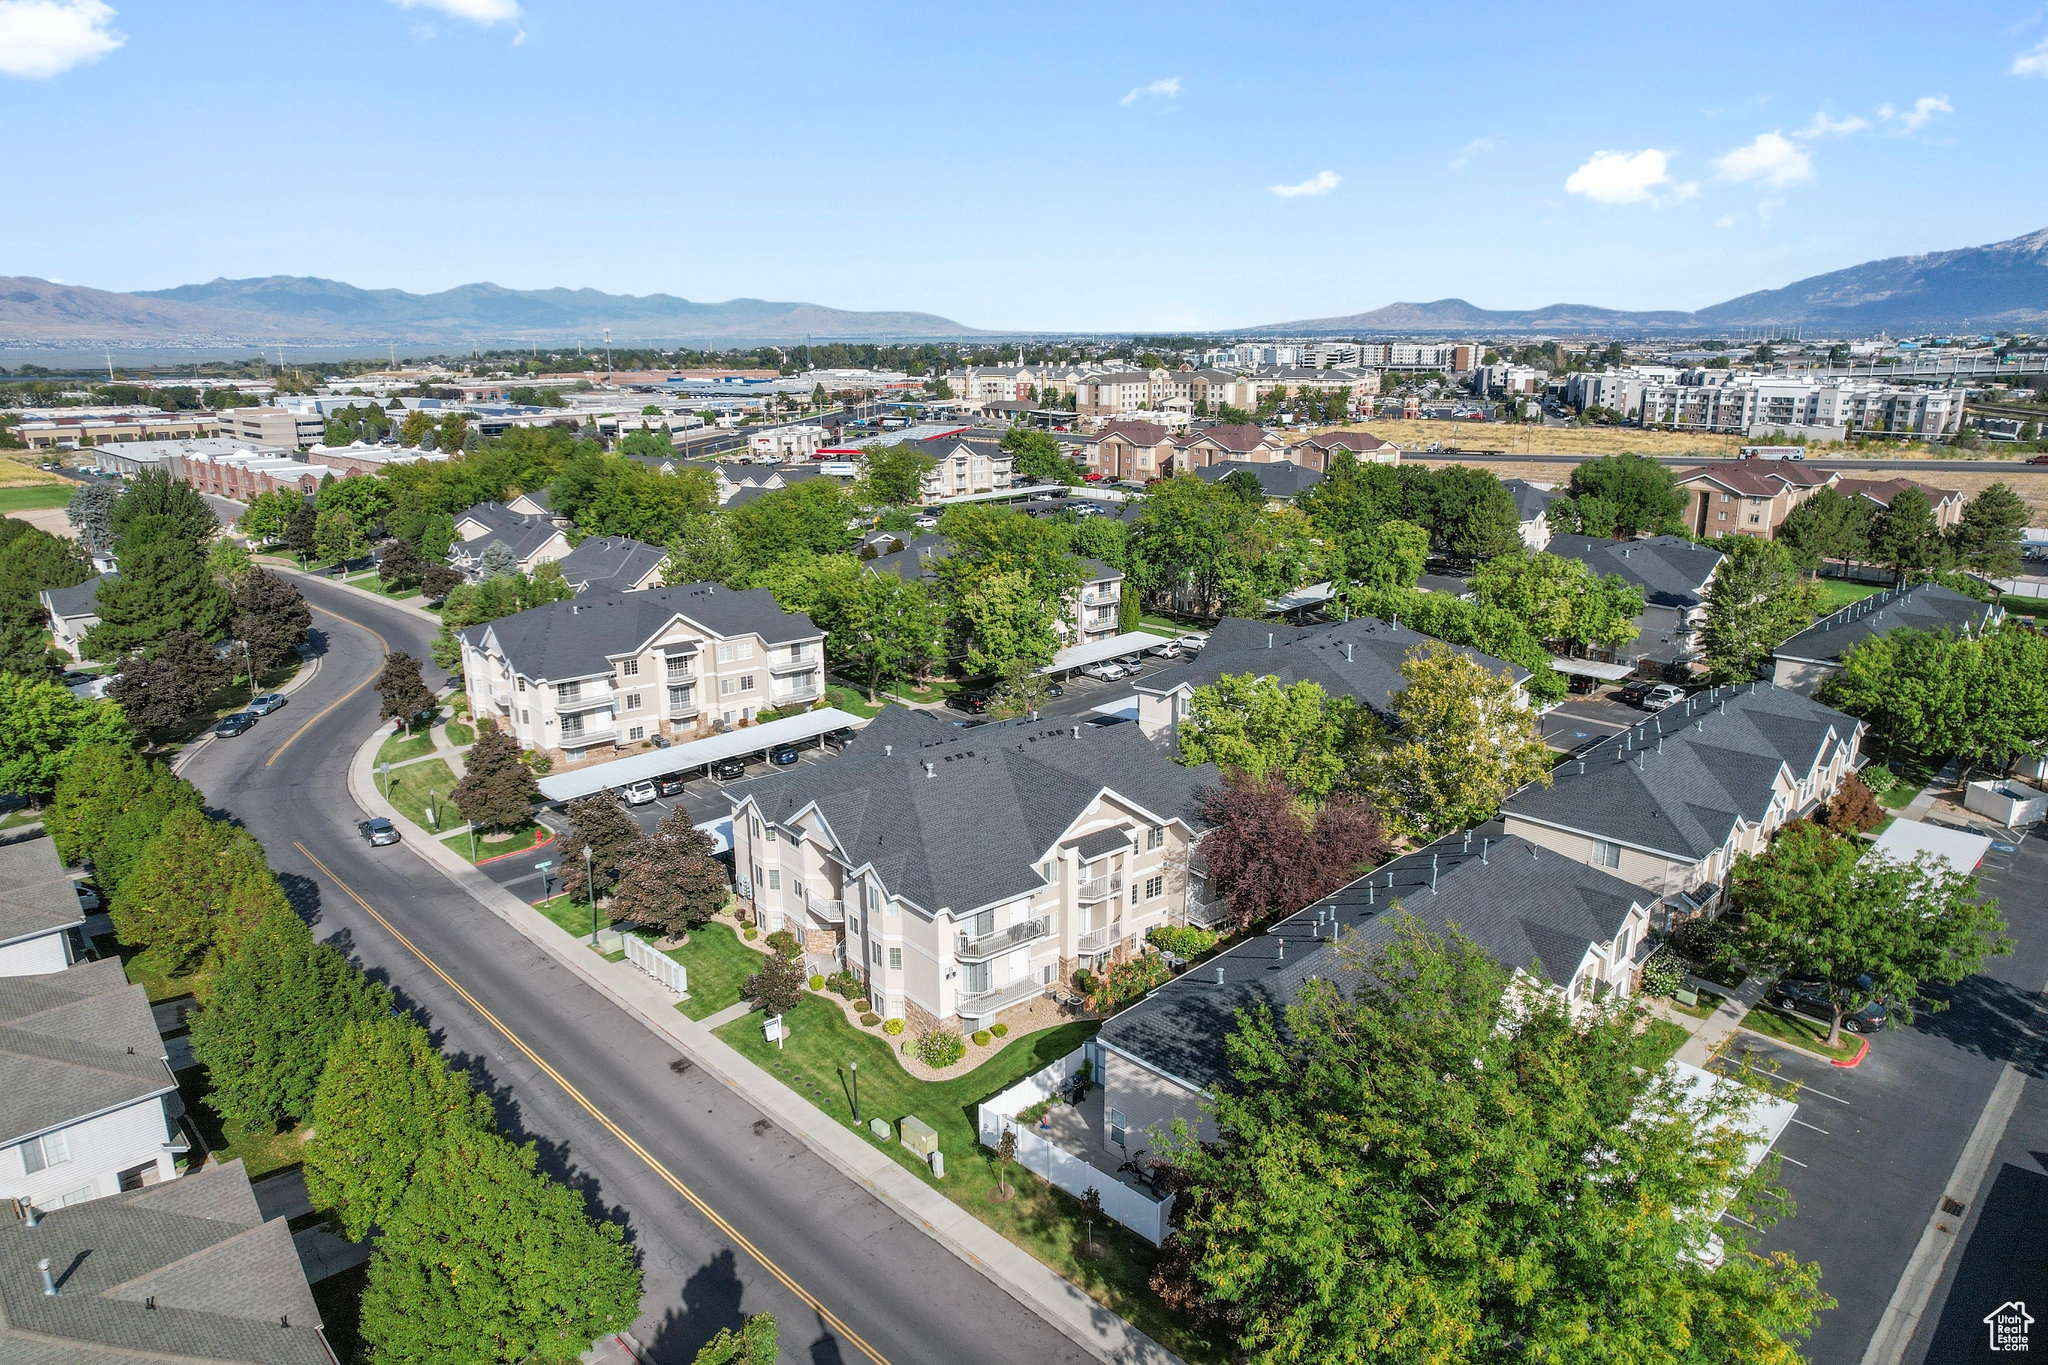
176 575 1090 1365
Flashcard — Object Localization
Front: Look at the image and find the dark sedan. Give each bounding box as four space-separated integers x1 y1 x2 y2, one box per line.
213 712 257 738
654 774 687 797
1615 683 1652 707
1769 976 1889 1034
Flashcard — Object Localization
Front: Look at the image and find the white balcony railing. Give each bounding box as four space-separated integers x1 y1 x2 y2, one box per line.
957 916 1052 961
1076 924 1118 953
958 974 1047 1020
806 893 845 924
1077 874 1122 902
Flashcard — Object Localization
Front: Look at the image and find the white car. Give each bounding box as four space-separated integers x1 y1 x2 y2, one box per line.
619 780 659 806
1081 661 1128 682
1175 633 1207 653
1643 684 1687 711
1147 640 1182 659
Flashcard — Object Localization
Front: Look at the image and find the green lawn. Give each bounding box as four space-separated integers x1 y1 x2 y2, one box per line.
823 684 888 720
534 892 610 942
1740 1004 1866 1062
440 822 550 864
1815 579 1887 610
1662 989 1724 1021
660 922 759 1021
176 1075 305 1181
375 728 435 766
343 571 423 602
443 719 474 746
714 997 1218 1361
382 758 458 833
0 483 79 512
1632 1019 1690 1066
1868 751 1942 809
0 808 42 831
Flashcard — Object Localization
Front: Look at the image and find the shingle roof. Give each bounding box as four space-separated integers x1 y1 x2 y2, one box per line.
1835 476 1963 509
555 536 667 595
1499 478 1562 523
866 534 951 585
1177 424 1273 453
1193 461 1323 499
1134 615 1528 722
1096 421 1172 447
40 575 111 622
0 1159 329 1364
449 500 563 566
0 958 169 1147
724 707 1219 917
461 582 820 683
1545 533 1724 609
1097 827 1647 1094
0 837 83 950
1775 580 1996 666
1298 430 1397 455
1503 681 1861 861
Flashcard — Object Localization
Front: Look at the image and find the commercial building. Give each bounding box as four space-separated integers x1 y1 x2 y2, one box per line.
169 447 348 502
214 407 326 450
457 583 825 762
1771 581 2000 694
16 412 220 451
1674 460 1838 540
1544 534 1725 670
725 707 1219 1029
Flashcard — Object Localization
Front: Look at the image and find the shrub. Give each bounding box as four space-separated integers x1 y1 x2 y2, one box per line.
859 1012 880 1027
972 1029 992 1047
521 751 554 774
1858 763 1899 796
916 1028 966 1069
1089 953 1170 1014
1072 967 1097 996
765 929 800 960
826 969 862 998
808 974 825 992
852 999 871 1013
1638 946 1685 998
1668 914 1744 987
743 927 758 941
990 1022 1009 1038
882 1018 904 1036
1822 774 1884 834
1146 924 1218 959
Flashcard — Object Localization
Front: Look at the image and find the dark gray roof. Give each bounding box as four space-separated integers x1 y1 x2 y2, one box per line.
39 574 111 623
1193 460 1323 499
1545 534 1723 609
0 837 83 949
0 1159 329 1364
866 533 1117 588
1500 478 1562 523
461 583 821 684
555 535 667 595
725 707 1219 917
722 485 772 508
449 500 564 567
1098 827 1647 1094
1069 826 1135 859
0 958 169 1147
1135 615 1528 722
1775 581 1996 666
1504 681 1861 861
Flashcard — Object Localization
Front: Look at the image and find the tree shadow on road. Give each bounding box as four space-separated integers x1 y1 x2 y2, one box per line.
1910 973 2048 1079
641 1248 746 1363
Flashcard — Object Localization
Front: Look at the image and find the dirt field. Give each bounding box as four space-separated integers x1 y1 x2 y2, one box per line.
1330 419 2033 464
0 458 68 488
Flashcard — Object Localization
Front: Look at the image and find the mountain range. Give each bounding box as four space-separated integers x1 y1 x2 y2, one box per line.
2 226 2044 346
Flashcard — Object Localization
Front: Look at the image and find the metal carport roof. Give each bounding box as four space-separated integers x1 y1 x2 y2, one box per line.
535 707 863 803
1036 631 1169 675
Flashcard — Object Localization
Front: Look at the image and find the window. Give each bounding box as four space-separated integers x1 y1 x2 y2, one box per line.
717 643 735 664
1147 826 1165 851
1145 875 1163 900
519 710 530 723
624 692 641 711
739 674 755 693
870 940 882 965
889 947 902 970
972 909 994 937
765 825 776 842
58 1186 94 1207
628 726 643 741
516 678 527 692
720 678 735 696
666 655 690 678
1108 1107 1127 1147
1591 839 1621 868
622 659 640 677
669 684 692 710
559 681 581 702
766 869 780 891
964 961 990 994
21 1130 68 1173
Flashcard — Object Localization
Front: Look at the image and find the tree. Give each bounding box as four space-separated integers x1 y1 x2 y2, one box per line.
285 498 319 562
0 602 61 681
379 537 426 591
1129 474 1258 616
206 538 252 587
1777 487 1869 575
560 792 640 901
0 675 133 803
727 479 859 572
437 411 469 455
547 450 715 542
315 472 395 526
1868 486 1945 582
1080 1186 1103 1255
1425 465 1522 558
690 1316 779 1365
1699 537 1822 683
1331 519 1428 597
1177 675 1371 804
421 561 463 601
108 649 204 735
1820 773 1884 834
315 506 367 566
1198 771 1387 932
85 536 232 661
48 743 201 897
741 948 807 1014
1355 641 1552 842
64 480 119 556
858 442 937 507
1470 550 1643 654
609 809 728 939
359 1123 640 1365
188 908 390 1131
231 568 312 669
663 513 747 586
478 540 519 579
1950 482 2028 579
1729 821 2010 1045
376 651 434 731
451 719 541 832
108 467 216 547
1001 427 1077 485
1219 469 1266 507
1822 624 2048 770
0 525 92 606
1554 452 1687 538
110 807 290 977
1157 917 1829 1364
954 569 1064 675
829 571 944 701
997 1127 1017 1197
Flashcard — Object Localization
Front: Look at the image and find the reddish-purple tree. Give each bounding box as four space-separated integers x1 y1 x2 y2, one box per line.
1199 771 1388 933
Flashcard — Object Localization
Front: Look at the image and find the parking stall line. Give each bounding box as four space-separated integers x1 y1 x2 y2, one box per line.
1789 1117 1831 1135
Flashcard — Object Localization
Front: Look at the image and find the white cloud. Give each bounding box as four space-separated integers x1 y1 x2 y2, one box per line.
0 0 122 79
1119 76 1180 107
1563 148 1674 205
1268 170 1340 198
1714 213 1736 229
1795 109 1870 138
1714 131 1813 188
1878 95 1953 132
388 0 519 26
2020 38 2048 75
1447 136 1498 172
512 26 525 45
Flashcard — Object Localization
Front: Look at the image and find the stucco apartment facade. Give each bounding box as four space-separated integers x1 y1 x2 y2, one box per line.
1675 459 1838 540
1834 476 1966 531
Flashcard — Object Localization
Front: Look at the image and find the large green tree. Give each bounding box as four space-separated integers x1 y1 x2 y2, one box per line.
1821 624 2048 768
1949 482 2028 579
450 719 541 834
1699 537 1823 683
0 675 134 803
1001 427 1078 485
549 450 716 543
727 479 858 572
830 570 945 701
662 513 748 587
110 806 290 977
1178 675 1371 803
1470 550 1644 655
376 651 435 730
0 525 92 609
64 480 120 556
857 442 937 507
108 466 217 547
561 792 640 902
85 536 232 661
1425 465 1522 558
1729 820 2010 1044
1776 487 1870 575
48 744 202 897
1867 486 1946 582
1551 452 1687 538
1158 918 1828 1365
231 568 312 670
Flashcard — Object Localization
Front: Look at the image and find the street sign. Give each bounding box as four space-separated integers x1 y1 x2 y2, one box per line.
535 860 554 872
764 1014 785 1049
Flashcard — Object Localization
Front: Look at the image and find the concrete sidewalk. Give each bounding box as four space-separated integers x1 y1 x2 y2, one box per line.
1673 973 1772 1067
345 724 1183 1365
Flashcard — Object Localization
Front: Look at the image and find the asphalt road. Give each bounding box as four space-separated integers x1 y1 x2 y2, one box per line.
176 576 1089 1365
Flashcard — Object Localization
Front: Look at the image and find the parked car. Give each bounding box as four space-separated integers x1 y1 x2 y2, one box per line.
247 692 288 715
654 774 688 797
1642 684 1687 711
821 727 858 750
213 712 257 738
1148 640 1182 659
619 780 658 806
1081 661 1128 682
1044 681 1064 698
945 689 993 714
1567 674 1599 696
1769 976 1888 1034
710 757 747 781
1175 633 1207 653
770 746 801 766
357 817 400 847
1115 654 1143 670
1615 683 1652 707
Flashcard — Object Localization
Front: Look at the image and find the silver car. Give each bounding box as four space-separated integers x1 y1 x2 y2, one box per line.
247 692 287 715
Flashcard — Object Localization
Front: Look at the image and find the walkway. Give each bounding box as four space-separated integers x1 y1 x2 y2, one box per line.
345 724 1183 1365
1673 974 1772 1067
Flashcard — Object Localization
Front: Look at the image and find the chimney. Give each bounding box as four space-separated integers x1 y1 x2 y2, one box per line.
924 762 935 778
39 1259 55 1296
22 1205 37 1227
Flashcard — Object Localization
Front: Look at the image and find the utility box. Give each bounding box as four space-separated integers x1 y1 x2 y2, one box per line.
899 1114 939 1158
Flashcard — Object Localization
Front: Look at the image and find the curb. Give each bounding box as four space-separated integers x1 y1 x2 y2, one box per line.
342 724 1184 1365
1830 1035 1872 1069
475 833 555 866
170 647 324 777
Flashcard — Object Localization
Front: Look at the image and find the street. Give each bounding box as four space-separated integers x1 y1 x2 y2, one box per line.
176 574 1090 1365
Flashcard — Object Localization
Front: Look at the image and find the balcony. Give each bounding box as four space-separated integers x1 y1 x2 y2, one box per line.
1185 896 1233 931
805 893 845 925
667 698 700 720
956 916 1052 962
958 973 1048 1021
1076 924 1119 953
1080 587 1117 606
1077 873 1122 902
769 651 817 674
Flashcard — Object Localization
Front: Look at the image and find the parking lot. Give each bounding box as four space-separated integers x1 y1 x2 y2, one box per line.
1539 690 1648 750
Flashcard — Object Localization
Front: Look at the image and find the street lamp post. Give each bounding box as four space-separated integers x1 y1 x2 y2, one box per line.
376 762 390 799
427 789 438 831
238 639 255 705
850 1060 860 1125
584 844 597 946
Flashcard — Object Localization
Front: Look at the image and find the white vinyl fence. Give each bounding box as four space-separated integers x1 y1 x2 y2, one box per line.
976 1047 1173 1245
623 934 689 997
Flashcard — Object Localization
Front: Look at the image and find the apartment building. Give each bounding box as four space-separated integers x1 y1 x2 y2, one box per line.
1501 479 1561 550
1637 374 1965 439
1074 371 1157 419
1834 476 1966 530
1288 430 1400 471
1502 682 1864 918
1094 825 1656 1155
1172 423 1286 469
457 583 826 762
1545 534 1724 669
867 534 1126 646
0 837 89 977
725 707 1219 1030
215 407 325 450
1772 581 1999 694
555 535 668 595
911 432 1015 499
1476 363 1547 397
1092 420 1179 481
1675 459 1838 540
447 500 572 579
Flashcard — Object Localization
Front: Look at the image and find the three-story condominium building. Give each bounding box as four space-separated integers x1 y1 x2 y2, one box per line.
725 708 1219 1031
457 583 826 762
1544 534 1725 669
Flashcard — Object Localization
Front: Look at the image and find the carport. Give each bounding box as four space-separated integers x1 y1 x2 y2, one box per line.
535 707 863 803
1549 657 1637 682
1036 632 1169 677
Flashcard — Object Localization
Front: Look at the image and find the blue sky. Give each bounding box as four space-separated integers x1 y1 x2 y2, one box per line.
4 0 2047 332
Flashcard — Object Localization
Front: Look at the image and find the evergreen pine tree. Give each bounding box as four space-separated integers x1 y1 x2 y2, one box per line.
84 538 232 661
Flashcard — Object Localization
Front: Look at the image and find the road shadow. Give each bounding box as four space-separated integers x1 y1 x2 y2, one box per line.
642 1248 747 1363
1911 974 2048 1079
1918 1158 2048 1361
